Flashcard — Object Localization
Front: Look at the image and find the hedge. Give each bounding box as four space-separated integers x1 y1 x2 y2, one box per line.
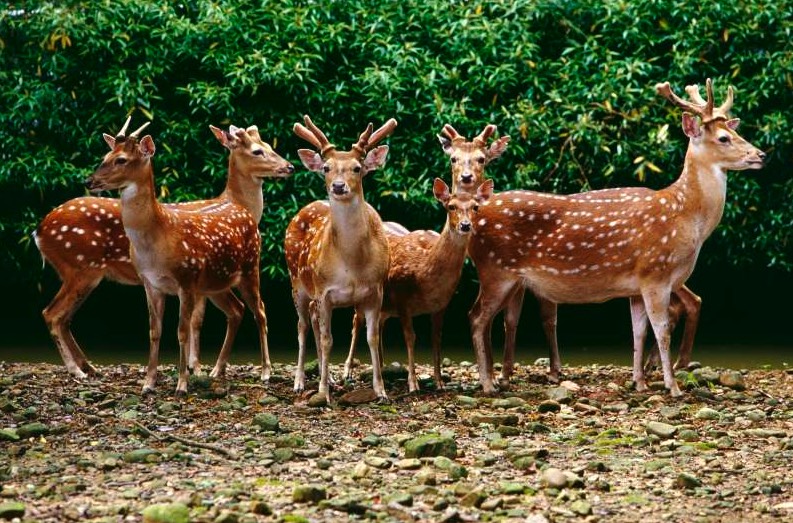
1 0 791 285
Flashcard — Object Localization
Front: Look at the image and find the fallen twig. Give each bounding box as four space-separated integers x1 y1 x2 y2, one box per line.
131 421 238 460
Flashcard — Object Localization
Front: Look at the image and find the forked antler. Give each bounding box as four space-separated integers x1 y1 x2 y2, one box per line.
114 116 150 142
361 118 398 155
294 115 336 156
655 78 734 122
473 124 496 146
441 124 466 144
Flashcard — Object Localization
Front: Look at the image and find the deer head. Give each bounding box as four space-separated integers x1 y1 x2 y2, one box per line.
437 124 510 192
85 117 154 192
209 124 294 179
433 178 494 235
294 115 398 202
656 78 766 171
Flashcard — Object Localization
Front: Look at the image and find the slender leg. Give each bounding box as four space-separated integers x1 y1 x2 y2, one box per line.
142 280 166 394
642 288 681 397
42 273 103 378
400 313 419 392
237 272 271 382
538 297 561 383
672 285 701 369
176 288 196 396
207 291 245 378
500 287 525 383
363 292 387 400
343 311 362 381
430 310 445 390
469 277 520 394
188 296 207 375
630 296 649 392
316 294 334 404
293 290 311 393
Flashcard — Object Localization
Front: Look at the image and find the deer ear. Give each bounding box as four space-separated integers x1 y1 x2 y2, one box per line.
486 136 510 163
363 145 389 174
476 179 494 202
726 118 740 130
297 149 324 173
681 113 703 139
138 135 156 158
210 125 233 149
103 133 116 149
437 134 453 155
432 178 451 203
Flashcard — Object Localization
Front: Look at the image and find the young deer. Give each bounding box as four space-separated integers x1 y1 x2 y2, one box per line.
34 122 292 379
285 116 397 404
467 79 765 396
84 119 272 395
344 178 494 392
342 124 508 389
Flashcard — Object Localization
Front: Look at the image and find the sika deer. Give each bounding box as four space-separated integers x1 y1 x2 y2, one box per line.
467 79 765 396
285 116 397 404
34 122 292 379
84 119 271 395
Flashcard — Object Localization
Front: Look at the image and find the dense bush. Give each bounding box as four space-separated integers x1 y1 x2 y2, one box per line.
1 0 791 284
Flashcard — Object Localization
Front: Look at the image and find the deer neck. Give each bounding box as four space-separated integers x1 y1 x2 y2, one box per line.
670 146 728 240
426 221 469 273
221 158 264 222
118 166 168 242
327 194 373 257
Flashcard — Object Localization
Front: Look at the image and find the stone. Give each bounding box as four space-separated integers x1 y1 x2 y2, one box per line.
491 396 526 409
415 468 437 485
0 502 25 520
537 400 561 413
675 473 701 490
307 393 328 407
646 421 677 439
678 429 698 442
0 429 20 442
292 485 327 504
718 371 746 390
460 489 487 508
123 448 161 464
16 422 49 439
469 413 519 426
396 458 421 470
387 492 413 507
252 413 280 432
480 497 503 511
403 433 457 458
338 388 379 405
695 407 721 420
248 501 272 516
745 428 787 438
213 510 239 523
570 500 592 516
141 503 190 523
547 387 572 403
364 456 392 469
659 406 682 420
455 395 477 407
351 462 370 479
540 468 568 489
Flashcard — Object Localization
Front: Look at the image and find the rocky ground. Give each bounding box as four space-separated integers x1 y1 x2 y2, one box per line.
1 358 792 523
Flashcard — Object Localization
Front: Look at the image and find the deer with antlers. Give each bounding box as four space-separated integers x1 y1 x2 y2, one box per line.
83 118 275 395
342 124 508 391
285 115 397 404
35 122 292 380
467 79 765 396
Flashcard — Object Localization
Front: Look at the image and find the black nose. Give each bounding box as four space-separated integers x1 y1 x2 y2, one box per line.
461 173 474 184
331 181 346 194
83 177 94 189
758 151 767 161
460 221 471 232
287 164 295 173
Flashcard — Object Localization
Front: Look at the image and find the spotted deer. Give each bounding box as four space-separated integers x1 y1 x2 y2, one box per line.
344 178 494 392
342 124 508 389
34 122 292 380
467 79 765 396
83 119 273 395
285 116 397 404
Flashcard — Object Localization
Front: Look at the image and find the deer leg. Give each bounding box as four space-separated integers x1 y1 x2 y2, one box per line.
630 296 650 392
430 309 445 390
315 295 334 404
642 289 681 397
42 272 102 378
469 279 518 395
175 289 196 396
141 281 166 394
207 291 245 379
293 292 311 393
363 295 388 401
399 313 419 393
500 287 525 383
188 296 207 375
237 273 271 383
643 292 681 374
343 311 362 381
672 285 701 370
538 297 561 383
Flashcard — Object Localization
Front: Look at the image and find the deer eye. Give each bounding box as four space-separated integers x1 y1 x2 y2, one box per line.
323 164 330 173
718 135 731 144
114 157 127 165
450 157 458 164
353 166 361 173
473 204 480 212
477 157 485 164
447 204 457 211
253 149 264 156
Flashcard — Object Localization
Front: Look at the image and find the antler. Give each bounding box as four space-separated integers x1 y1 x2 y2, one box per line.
656 78 733 122
114 116 150 142
352 118 398 157
473 124 496 146
441 124 466 143
129 122 150 139
294 115 335 156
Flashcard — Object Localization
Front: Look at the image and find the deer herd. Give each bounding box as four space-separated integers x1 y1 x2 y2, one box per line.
34 79 766 403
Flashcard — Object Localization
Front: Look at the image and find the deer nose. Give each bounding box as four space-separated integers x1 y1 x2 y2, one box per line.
331 181 347 195
286 164 295 174
83 177 94 190
758 151 767 162
460 173 474 184
459 221 472 233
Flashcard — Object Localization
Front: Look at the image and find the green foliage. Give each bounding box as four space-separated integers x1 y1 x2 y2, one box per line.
1 0 791 283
